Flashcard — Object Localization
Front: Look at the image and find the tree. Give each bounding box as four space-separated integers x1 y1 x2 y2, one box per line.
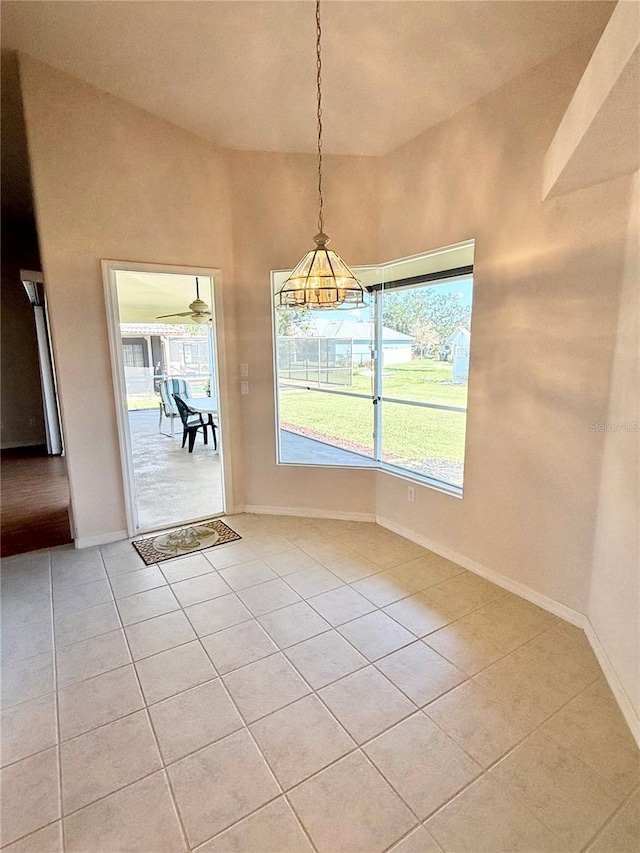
382 289 470 349
276 309 315 337
411 319 439 358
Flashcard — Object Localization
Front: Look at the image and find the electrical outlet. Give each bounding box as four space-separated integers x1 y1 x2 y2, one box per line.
28 417 36 427
241 381 249 395
407 486 415 503
240 363 249 377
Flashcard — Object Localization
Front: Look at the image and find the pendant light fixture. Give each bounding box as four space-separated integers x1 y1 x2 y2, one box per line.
276 0 365 310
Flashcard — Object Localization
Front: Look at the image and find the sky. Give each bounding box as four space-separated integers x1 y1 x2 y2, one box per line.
300 275 474 324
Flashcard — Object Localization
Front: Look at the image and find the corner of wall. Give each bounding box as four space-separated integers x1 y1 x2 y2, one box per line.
587 169 640 743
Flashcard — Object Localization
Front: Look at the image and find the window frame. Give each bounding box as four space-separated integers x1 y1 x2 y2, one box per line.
271 243 474 498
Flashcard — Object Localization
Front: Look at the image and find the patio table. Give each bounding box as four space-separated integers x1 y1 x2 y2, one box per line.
183 397 219 450
182 397 218 418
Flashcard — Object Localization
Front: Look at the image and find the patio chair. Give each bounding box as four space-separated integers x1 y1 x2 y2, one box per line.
172 394 210 453
158 379 192 436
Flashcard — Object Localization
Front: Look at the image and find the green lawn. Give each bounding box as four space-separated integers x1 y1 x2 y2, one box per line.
127 394 160 411
279 358 467 466
350 359 467 406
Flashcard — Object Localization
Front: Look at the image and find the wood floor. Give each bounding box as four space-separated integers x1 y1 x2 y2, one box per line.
1 447 72 557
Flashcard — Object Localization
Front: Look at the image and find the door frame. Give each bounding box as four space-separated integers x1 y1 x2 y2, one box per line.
102 259 234 536
21 270 64 455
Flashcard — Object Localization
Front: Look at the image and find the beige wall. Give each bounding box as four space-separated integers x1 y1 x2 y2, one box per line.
589 171 640 720
376 31 632 615
19 56 380 538
0 216 46 448
228 149 380 516
20 56 235 541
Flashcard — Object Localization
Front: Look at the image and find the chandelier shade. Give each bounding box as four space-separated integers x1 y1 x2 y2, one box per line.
277 232 365 309
275 0 364 311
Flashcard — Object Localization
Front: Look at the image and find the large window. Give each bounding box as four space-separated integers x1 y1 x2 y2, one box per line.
272 241 474 494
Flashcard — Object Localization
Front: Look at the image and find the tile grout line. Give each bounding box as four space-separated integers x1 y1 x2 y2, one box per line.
12 643 610 823
188 666 423 850
47 528 424 638
254 543 629 846
414 674 632 847
8 620 435 765
534 675 640 792
207 639 431 843
281 793 321 853
98 548 192 853
0 553 62 846
47 540 602 763
190 792 309 853
100 531 314 851
4 549 600 715
184 601 302 851
248 534 491 832
47 546 66 853
2 820 62 852
172 539 428 850
422 618 564 684
38 766 185 827
577 778 640 853
266 558 563 736
380 824 436 853
419 765 561 848
0 568 616 848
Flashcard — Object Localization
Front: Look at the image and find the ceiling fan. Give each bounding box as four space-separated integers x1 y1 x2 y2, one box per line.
156 277 212 324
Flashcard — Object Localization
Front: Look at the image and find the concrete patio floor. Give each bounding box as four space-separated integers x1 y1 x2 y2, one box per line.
129 408 224 532
278 430 462 487
279 430 377 467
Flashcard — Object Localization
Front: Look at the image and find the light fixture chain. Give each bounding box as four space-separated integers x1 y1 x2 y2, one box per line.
275 0 364 310
316 0 324 236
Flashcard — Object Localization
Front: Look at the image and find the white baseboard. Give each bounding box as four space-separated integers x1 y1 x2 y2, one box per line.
238 505 377 523
75 529 128 549
376 515 585 626
376 513 640 747
582 619 640 746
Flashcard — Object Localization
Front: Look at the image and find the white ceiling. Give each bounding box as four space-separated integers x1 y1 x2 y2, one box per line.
1 0 614 157
115 271 213 324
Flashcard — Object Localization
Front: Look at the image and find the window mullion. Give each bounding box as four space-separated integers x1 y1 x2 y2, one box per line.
373 289 383 462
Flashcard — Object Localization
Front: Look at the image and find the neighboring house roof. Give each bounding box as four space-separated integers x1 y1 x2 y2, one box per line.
445 326 471 345
309 318 413 343
120 323 195 336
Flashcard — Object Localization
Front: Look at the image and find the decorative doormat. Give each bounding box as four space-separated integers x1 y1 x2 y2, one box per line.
133 520 241 565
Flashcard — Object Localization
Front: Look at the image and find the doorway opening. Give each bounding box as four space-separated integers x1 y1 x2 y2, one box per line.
104 264 226 535
0 263 71 557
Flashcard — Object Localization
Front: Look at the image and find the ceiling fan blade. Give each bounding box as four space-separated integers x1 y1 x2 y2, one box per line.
155 312 193 318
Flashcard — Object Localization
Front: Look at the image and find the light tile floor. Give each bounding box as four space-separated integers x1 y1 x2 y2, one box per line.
1 514 639 853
